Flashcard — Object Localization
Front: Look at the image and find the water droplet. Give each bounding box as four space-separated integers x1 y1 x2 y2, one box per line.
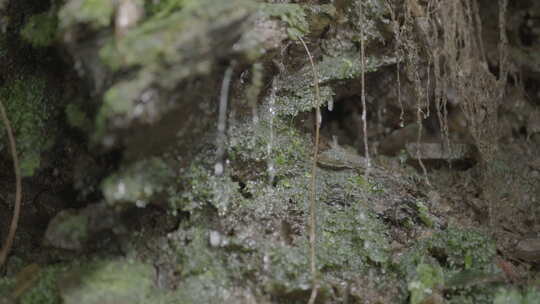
209 230 221 247
215 63 235 176
267 78 277 184
135 200 147 208
117 182 126 197
358 211 366 220
214 162 224 176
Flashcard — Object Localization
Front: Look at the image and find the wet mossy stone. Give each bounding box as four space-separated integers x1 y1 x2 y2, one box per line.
58 259 154 304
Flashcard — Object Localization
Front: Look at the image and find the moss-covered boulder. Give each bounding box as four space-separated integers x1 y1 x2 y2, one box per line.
58 259 155 304
0 74 59 176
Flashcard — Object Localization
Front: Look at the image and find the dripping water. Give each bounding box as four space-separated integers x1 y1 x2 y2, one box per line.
215 62 235 176
266 78 277 184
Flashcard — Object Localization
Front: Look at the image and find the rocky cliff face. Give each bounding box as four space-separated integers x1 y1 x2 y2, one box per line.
1 0 540 303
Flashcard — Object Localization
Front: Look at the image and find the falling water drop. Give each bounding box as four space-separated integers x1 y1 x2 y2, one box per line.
214 162 224 176
249 63 263 125
215 62 235 176
267 78 277 184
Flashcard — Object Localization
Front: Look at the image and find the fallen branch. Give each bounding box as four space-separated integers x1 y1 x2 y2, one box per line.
298 36 321 304
0 98 22 268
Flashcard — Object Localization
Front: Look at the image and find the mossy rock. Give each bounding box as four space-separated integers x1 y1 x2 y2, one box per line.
58 259 155 304
20 12 58 47
0 75 58 176
19 265 64 304
59 0 115 30
101 157 175 207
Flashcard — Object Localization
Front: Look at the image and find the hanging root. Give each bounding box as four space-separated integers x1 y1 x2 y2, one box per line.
298 36 321 304
359 1 371 173
0 98 22 268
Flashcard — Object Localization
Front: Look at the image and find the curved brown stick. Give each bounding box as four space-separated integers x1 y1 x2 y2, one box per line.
298 36 321 304
0 99 22 268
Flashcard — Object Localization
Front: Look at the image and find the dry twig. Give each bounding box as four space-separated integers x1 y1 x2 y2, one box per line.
0 99 22 268
298 36 321 304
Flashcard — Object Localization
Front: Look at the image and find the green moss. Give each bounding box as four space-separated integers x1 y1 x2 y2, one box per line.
177 227 225 277
100 0 253 70
102 157 175 207
60 259 155 304
145 0 194 19
319 204 390 268
59 0 114 30
95 0 253 140
402 228 496 274
20 152 41 178
20 12 58 47
429 229 496 270
165 225 243 303
0 75 57 176
258 3 309 40
101 76 151 115
168 156 242 215
408 263 444 304
317 53 398 82
263 244 312 294
0 34 7 59
275 85 335 117
415 201 434 228
157 108 413 301
228 118 310 178
168 161 211 212
400 228 497 303
0 276 15 301
303 4 337 34
493 287 540 304
65 103 92 132
20 266 64 304
93 74 152 139
273 53 396 118
51 212 89 248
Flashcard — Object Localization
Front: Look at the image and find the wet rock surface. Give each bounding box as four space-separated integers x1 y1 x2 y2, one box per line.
2 0 540 303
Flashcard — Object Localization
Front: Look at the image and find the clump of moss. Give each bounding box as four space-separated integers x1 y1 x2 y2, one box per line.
401 228 496 274
228 118 309 173
493 287 540 304
101 157 175 208
100 0 253 70
427 228 496 270
65 103 93 133
400 228 497 303
20 12 58 47
166 225 248 303
0 75 58 176
407 263 444 304
275 84 335 117
44 210 89 251
58 0 114 30
163 111 396 299
0 276 15 301
145 0 193 19
59 259 154 304
94 0 254 141
320 204 390 268
258 3 309 39
20 265 64 304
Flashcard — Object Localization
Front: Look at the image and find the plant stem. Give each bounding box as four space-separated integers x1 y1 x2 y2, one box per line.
0 99 22 268
298 36 321 304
